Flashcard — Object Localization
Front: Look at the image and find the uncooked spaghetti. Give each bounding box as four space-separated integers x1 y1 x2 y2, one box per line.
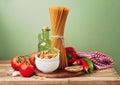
49 6 69 69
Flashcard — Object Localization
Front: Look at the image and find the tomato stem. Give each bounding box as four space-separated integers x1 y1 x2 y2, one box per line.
26 61 30 65
17 56 22 63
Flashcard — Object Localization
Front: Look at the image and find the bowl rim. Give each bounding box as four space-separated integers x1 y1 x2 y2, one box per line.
35 52 59 61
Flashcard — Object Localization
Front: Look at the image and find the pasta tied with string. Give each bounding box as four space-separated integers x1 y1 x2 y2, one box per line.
49 6 69 69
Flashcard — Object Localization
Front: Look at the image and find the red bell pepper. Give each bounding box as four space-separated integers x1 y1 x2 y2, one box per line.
65 47 78 65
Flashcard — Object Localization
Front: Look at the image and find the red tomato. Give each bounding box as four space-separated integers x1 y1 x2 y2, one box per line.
29 52 37 67
19 61 35 77
11 56 26 71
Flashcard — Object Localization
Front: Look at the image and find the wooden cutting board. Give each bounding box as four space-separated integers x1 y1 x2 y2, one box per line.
35 69 85 78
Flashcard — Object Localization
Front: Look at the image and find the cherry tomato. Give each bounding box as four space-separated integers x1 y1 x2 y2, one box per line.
11 56 26 71
19 61 35 77
29 52 37 67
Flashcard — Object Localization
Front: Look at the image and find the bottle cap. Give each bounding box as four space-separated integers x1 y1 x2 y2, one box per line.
42 27 50 31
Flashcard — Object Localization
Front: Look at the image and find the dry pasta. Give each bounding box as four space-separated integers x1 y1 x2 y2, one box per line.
49 6 69 69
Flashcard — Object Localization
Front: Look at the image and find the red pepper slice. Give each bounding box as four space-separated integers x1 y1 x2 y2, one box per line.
81 59 89 72
73 59 82 65
73 58 89 72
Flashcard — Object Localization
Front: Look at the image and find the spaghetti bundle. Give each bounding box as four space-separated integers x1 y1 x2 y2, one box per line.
49 6 69 69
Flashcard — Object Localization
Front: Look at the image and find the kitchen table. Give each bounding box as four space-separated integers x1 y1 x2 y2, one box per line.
0 60 120 85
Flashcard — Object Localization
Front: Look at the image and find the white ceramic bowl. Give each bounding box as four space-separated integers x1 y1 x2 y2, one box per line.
35 53 59 73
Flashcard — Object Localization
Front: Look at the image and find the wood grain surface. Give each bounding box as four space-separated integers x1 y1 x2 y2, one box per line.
0 60 120 85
